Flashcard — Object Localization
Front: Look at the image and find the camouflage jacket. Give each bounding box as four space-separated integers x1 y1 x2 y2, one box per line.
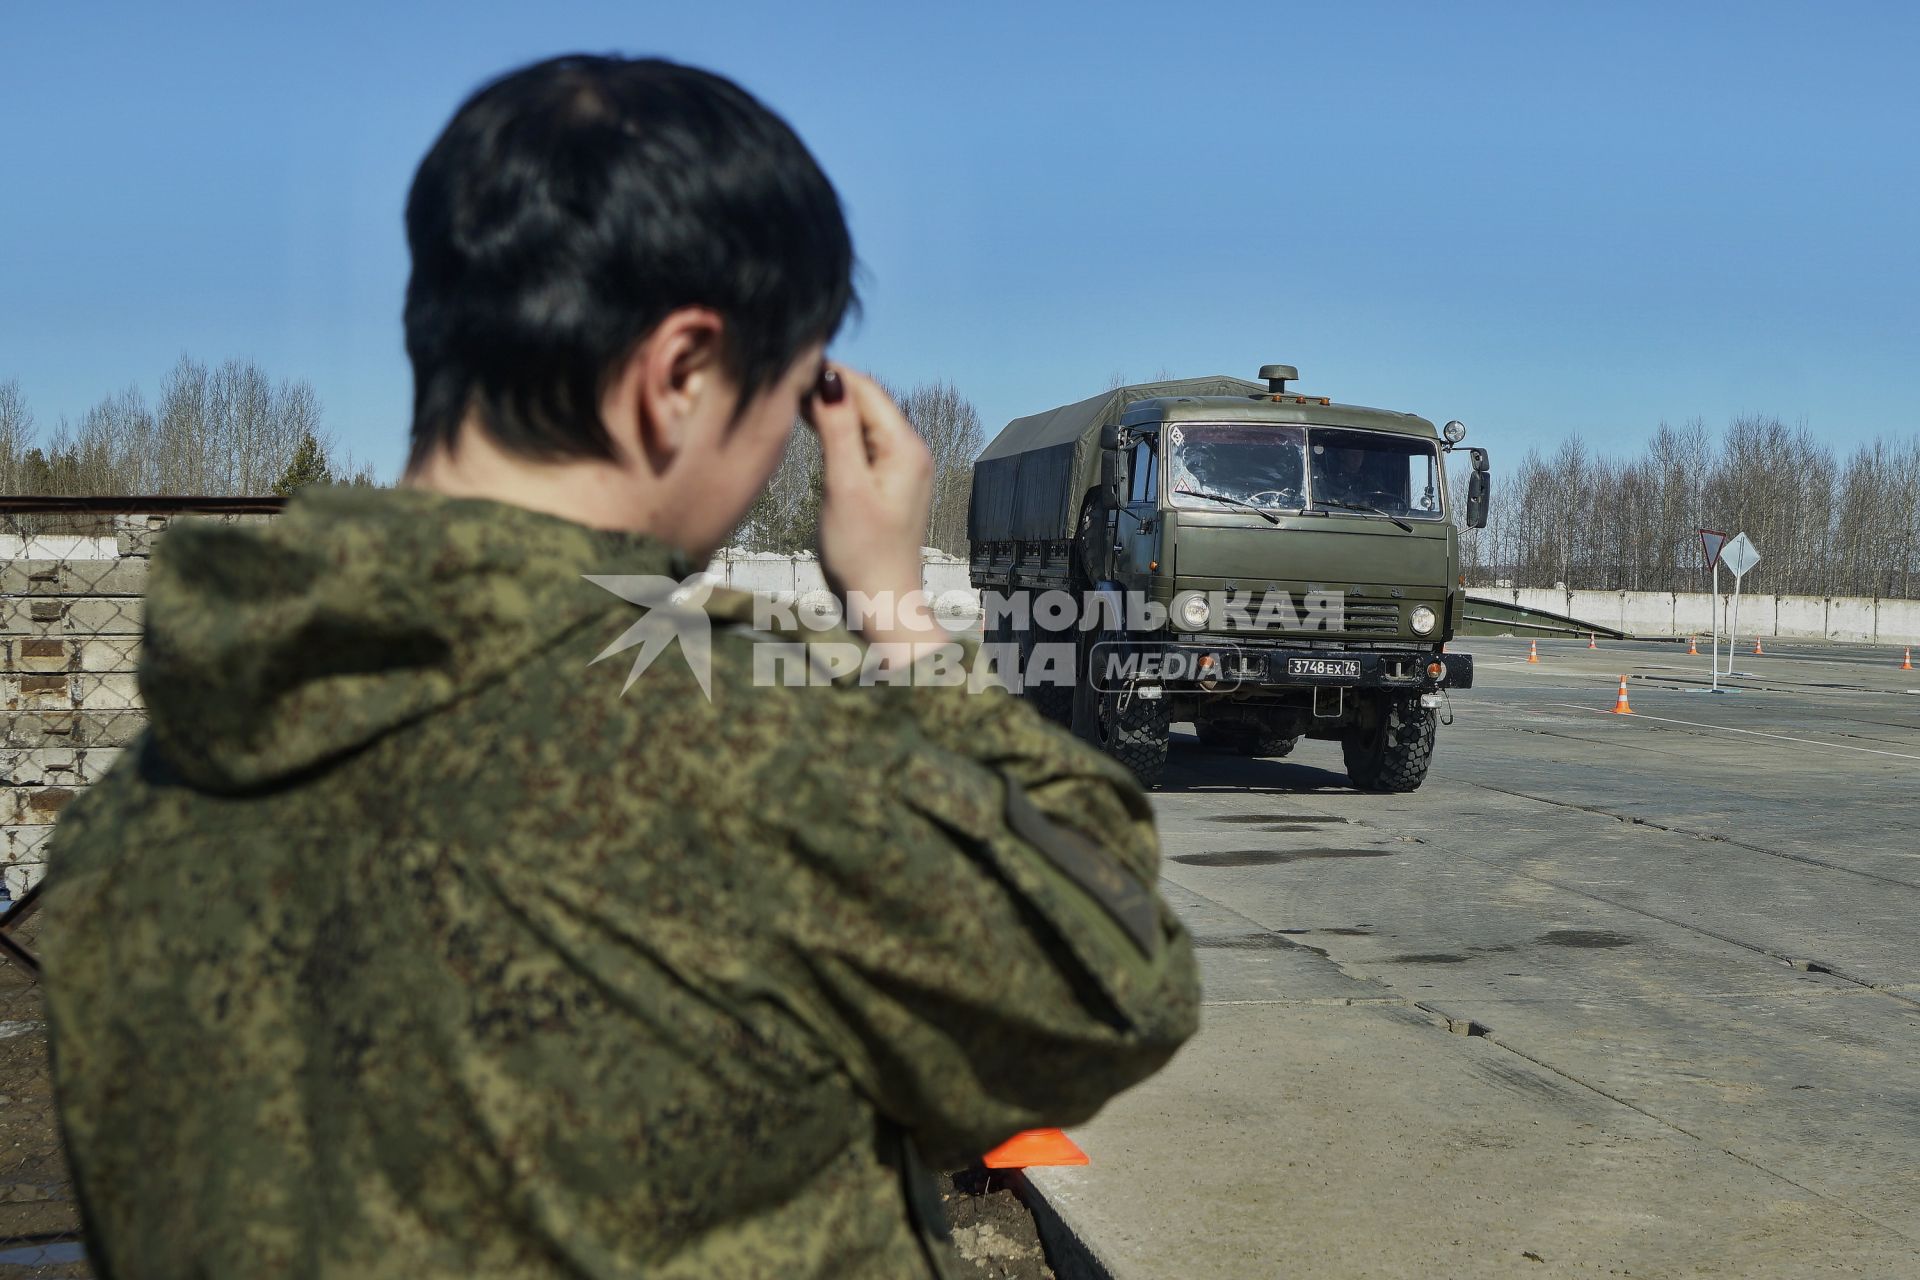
43 487 1199 1279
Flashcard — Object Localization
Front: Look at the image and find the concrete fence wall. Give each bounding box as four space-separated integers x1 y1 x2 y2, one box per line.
703 548 979 614
0 530 981 900
1479 586 1920 646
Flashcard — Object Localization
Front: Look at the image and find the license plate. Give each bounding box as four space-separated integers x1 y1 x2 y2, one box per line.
1287 658 1360 679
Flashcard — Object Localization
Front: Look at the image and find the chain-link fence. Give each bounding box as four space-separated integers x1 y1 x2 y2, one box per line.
1 498 284 907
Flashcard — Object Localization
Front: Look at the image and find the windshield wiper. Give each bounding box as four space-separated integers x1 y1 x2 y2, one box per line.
1311 498 1413 532
1175 487 1280 525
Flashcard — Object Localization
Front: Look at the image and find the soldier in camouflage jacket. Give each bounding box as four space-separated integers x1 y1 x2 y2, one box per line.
43 54 1198 1279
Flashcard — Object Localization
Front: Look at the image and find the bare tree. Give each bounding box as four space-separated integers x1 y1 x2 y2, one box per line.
738 417 823 553
730 377 985 556
0 379 32 494
898 380 983 555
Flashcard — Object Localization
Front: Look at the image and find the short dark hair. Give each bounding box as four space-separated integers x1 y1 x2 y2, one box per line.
404 55 857 466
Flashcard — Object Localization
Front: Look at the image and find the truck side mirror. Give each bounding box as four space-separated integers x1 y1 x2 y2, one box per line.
1469 447 1489 473
1466 468 1490 530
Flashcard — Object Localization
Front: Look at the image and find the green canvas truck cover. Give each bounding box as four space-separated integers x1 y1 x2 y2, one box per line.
970 376 1265 543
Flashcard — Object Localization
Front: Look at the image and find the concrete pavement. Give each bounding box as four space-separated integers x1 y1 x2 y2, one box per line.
1031 636 1920 1277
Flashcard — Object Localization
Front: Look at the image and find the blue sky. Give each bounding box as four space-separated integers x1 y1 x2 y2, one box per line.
4 1 1916 479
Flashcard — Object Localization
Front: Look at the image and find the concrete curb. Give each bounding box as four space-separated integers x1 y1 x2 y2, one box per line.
1012 1168 1119 1280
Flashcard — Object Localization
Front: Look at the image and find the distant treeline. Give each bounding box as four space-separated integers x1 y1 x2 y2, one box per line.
0 357 377 499
1 361 982 556
1459 415 1920 599
39 364 1902 600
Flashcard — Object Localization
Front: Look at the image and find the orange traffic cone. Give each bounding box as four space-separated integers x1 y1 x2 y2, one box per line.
982 1129 1089 1169
1752 638 1764 655
1609 675 1633 715
1527 640 1540 664
1687 635 1699 656
1902 648 1913 671
1587 633 1597 650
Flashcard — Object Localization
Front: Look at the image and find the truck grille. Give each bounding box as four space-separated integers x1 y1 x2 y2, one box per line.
1339 601 1402 635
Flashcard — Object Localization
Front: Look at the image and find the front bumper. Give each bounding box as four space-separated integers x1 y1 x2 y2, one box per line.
1149 643 1473 691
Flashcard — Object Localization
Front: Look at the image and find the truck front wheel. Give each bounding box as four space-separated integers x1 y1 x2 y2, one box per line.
1097 688 1170 788
1341 696 1436 792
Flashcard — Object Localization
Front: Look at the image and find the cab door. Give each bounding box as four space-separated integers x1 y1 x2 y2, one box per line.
1118 433 1160 587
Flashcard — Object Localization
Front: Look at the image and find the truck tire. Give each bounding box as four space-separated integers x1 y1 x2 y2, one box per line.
1342 696 1435 792
1026 679 1074 727
1018 628 1075 726
1098 689 1170 787
1196 721 1298 758
1074 494 1103 586
984 603 1013 648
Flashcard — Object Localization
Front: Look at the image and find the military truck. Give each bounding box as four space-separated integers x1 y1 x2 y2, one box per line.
967 366 1489 790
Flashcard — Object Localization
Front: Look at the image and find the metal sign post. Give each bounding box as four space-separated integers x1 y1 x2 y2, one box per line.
1711 560 1721 691
1698 529 1727 692
1727 575 1739 677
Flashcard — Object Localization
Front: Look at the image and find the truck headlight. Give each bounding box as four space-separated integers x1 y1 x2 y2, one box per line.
1176 592 1211 630
1410 605 1437 635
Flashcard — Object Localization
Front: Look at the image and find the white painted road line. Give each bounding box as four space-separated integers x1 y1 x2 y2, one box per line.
1539 701 1920 763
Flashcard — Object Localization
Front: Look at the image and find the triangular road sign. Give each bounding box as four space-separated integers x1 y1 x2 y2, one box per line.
1698 528 1727 570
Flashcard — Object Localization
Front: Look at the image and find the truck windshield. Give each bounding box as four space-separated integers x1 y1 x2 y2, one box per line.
1307 428 1444 521
1164 423 1307 512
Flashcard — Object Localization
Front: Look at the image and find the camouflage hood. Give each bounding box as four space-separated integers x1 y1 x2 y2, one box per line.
139 486 685 792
